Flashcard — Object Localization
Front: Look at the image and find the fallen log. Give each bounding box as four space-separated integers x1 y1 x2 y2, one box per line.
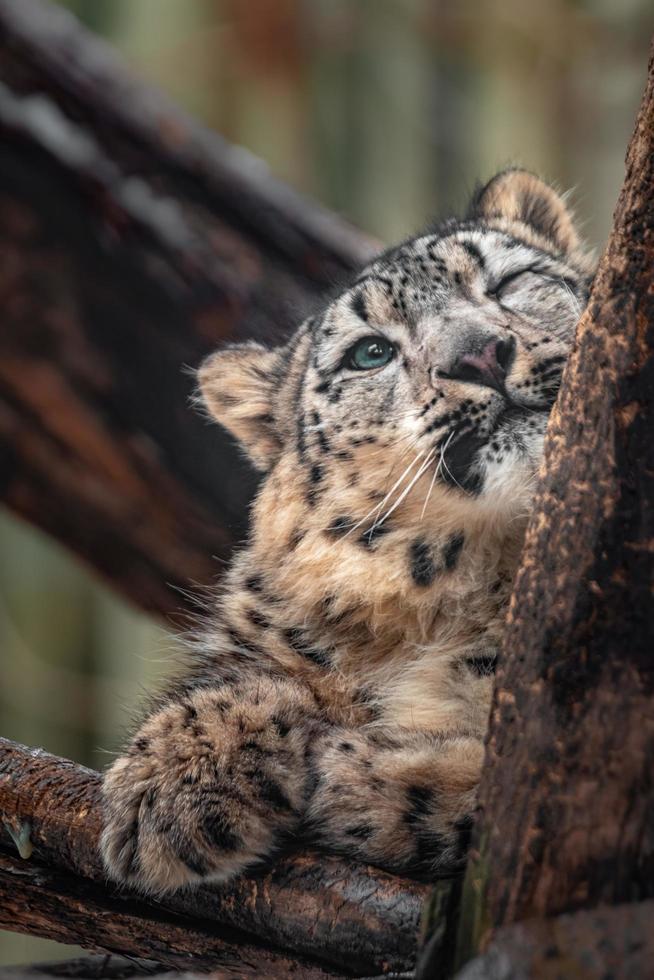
453 35 654 969
0 737 427 977
0 0 378 618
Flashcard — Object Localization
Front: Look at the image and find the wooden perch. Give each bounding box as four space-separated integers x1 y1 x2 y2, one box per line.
0 737 427 977
0 955 173 980
0 853 344 979
452 36 654 970
0 0 378 618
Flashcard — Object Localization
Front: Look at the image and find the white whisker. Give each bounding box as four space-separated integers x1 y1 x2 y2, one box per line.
420 430 456 520
439 430 471 495
370 449 437 531
419 460 439 521
341 449 427 538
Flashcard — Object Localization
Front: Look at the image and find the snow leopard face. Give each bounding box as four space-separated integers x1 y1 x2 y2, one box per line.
200 170 593 535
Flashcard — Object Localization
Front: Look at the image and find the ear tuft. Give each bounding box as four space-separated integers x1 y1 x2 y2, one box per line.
197 343 282 471
469 168 581 258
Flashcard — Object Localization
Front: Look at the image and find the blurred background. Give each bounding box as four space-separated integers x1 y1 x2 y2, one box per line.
1 0 651 965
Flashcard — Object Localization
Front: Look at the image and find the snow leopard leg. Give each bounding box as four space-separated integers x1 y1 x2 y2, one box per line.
305 727 483 876
101 675 322 894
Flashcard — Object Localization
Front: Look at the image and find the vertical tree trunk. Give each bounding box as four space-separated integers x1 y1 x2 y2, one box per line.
455 38 654 966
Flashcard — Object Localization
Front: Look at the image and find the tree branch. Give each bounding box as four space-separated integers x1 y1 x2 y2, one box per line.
0 0 378 618
0 852 344 979
0 954 172 980
0 737 427 977
454 36 654 967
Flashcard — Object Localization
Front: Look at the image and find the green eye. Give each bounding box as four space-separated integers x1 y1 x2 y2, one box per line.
347 336 396 371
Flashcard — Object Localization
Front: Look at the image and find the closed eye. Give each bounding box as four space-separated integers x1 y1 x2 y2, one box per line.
489 266 580 303
487 265 543 298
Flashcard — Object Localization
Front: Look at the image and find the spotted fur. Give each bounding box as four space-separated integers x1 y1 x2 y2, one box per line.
101 170 593 893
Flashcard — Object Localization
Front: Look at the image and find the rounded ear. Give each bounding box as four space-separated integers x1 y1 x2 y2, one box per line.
469 168 582 258
197 342 283 471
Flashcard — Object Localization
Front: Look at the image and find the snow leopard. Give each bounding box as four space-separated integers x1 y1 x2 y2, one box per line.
101 169 593 894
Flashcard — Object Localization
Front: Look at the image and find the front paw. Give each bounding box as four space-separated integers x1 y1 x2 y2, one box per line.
101 682 314 894
307 730 483 877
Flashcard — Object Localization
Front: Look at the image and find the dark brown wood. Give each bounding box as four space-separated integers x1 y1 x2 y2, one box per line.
0 737 426 976
0 956 320 980
0 0 378 618
0 852 344 980
454 38 654 965
453 902 654 980
0 955 165 978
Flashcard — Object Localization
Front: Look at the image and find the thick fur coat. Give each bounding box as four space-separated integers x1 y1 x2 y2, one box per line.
101 170 593 894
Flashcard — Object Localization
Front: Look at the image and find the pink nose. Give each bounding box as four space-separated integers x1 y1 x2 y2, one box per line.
449 337 514 392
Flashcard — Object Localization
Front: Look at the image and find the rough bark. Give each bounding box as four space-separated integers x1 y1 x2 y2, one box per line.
0 955 168 979
454 39 654 965
0 0 378 618
0 852 344 980
0 956 331 980
0 737 426 977
453 902 654 980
